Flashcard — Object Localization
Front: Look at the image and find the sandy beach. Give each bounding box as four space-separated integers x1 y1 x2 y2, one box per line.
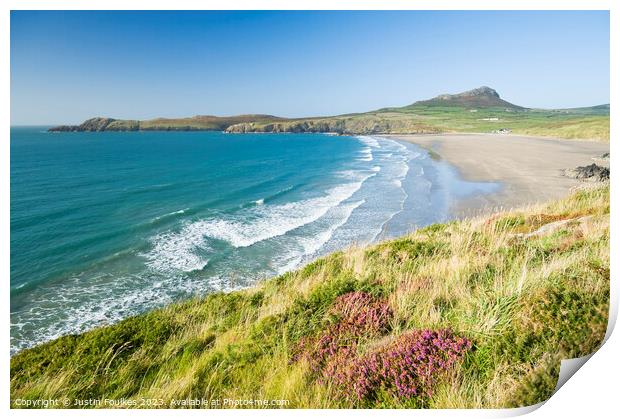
388 133 610 218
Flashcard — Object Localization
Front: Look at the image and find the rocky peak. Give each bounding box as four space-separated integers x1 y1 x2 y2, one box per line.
437 86 500 100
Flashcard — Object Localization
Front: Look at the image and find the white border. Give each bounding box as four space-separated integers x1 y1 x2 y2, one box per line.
2 1 617 418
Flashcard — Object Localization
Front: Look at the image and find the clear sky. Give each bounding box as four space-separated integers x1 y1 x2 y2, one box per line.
11 10 610 125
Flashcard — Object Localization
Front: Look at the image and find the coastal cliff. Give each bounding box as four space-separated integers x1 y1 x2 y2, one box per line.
224 117 442 135
48 87 611 141
50 117 140 132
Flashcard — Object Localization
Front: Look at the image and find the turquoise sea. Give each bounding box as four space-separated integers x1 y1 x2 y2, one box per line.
10 128 498 353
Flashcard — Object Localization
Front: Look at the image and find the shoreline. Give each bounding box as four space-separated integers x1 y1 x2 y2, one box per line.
9 132 609 354
386 133 610 219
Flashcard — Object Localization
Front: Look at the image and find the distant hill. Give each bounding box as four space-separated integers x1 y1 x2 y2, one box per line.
48 87 610 141
552 104 610 116
410 86 524 110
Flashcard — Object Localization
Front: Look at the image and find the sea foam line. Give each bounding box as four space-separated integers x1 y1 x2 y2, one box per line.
152 208 188 222
362 136 414 243
358 147 373 161
194 181 368 248
275 199 365 276
357 136 381 148
144 223 211 274
142 172 374 274
10 268 229 355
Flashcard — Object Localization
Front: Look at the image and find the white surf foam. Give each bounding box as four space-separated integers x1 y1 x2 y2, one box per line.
144 223 211 273
274 199 365 275
358 147 373 161
10 269 225 354
357 136 381 148
194 179 369 248
301 199 364 255
143 172 373 274
152 208 188 222
338 170 364 180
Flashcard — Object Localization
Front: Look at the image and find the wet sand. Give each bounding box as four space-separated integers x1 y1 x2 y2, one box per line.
387 133 610 218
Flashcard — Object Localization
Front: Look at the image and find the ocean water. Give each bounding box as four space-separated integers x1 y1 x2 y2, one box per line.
10 128 498 353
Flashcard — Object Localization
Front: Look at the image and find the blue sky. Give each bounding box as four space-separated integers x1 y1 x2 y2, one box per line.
11 10 610 125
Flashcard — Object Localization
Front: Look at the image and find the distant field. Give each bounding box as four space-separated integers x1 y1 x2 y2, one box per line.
381 106 610 141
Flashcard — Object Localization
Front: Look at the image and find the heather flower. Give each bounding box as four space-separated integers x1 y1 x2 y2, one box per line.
331 329 472 402
292 291 472 405
293 291 392 373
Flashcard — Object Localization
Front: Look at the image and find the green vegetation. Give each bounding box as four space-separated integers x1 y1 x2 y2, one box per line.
11 185 610 408
48 87 610 141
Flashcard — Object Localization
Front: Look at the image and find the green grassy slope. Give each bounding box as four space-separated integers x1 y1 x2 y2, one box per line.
376 105 610 140
11 185 609 408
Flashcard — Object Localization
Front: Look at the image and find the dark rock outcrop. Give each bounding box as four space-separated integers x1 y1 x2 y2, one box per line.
564 164 609 182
